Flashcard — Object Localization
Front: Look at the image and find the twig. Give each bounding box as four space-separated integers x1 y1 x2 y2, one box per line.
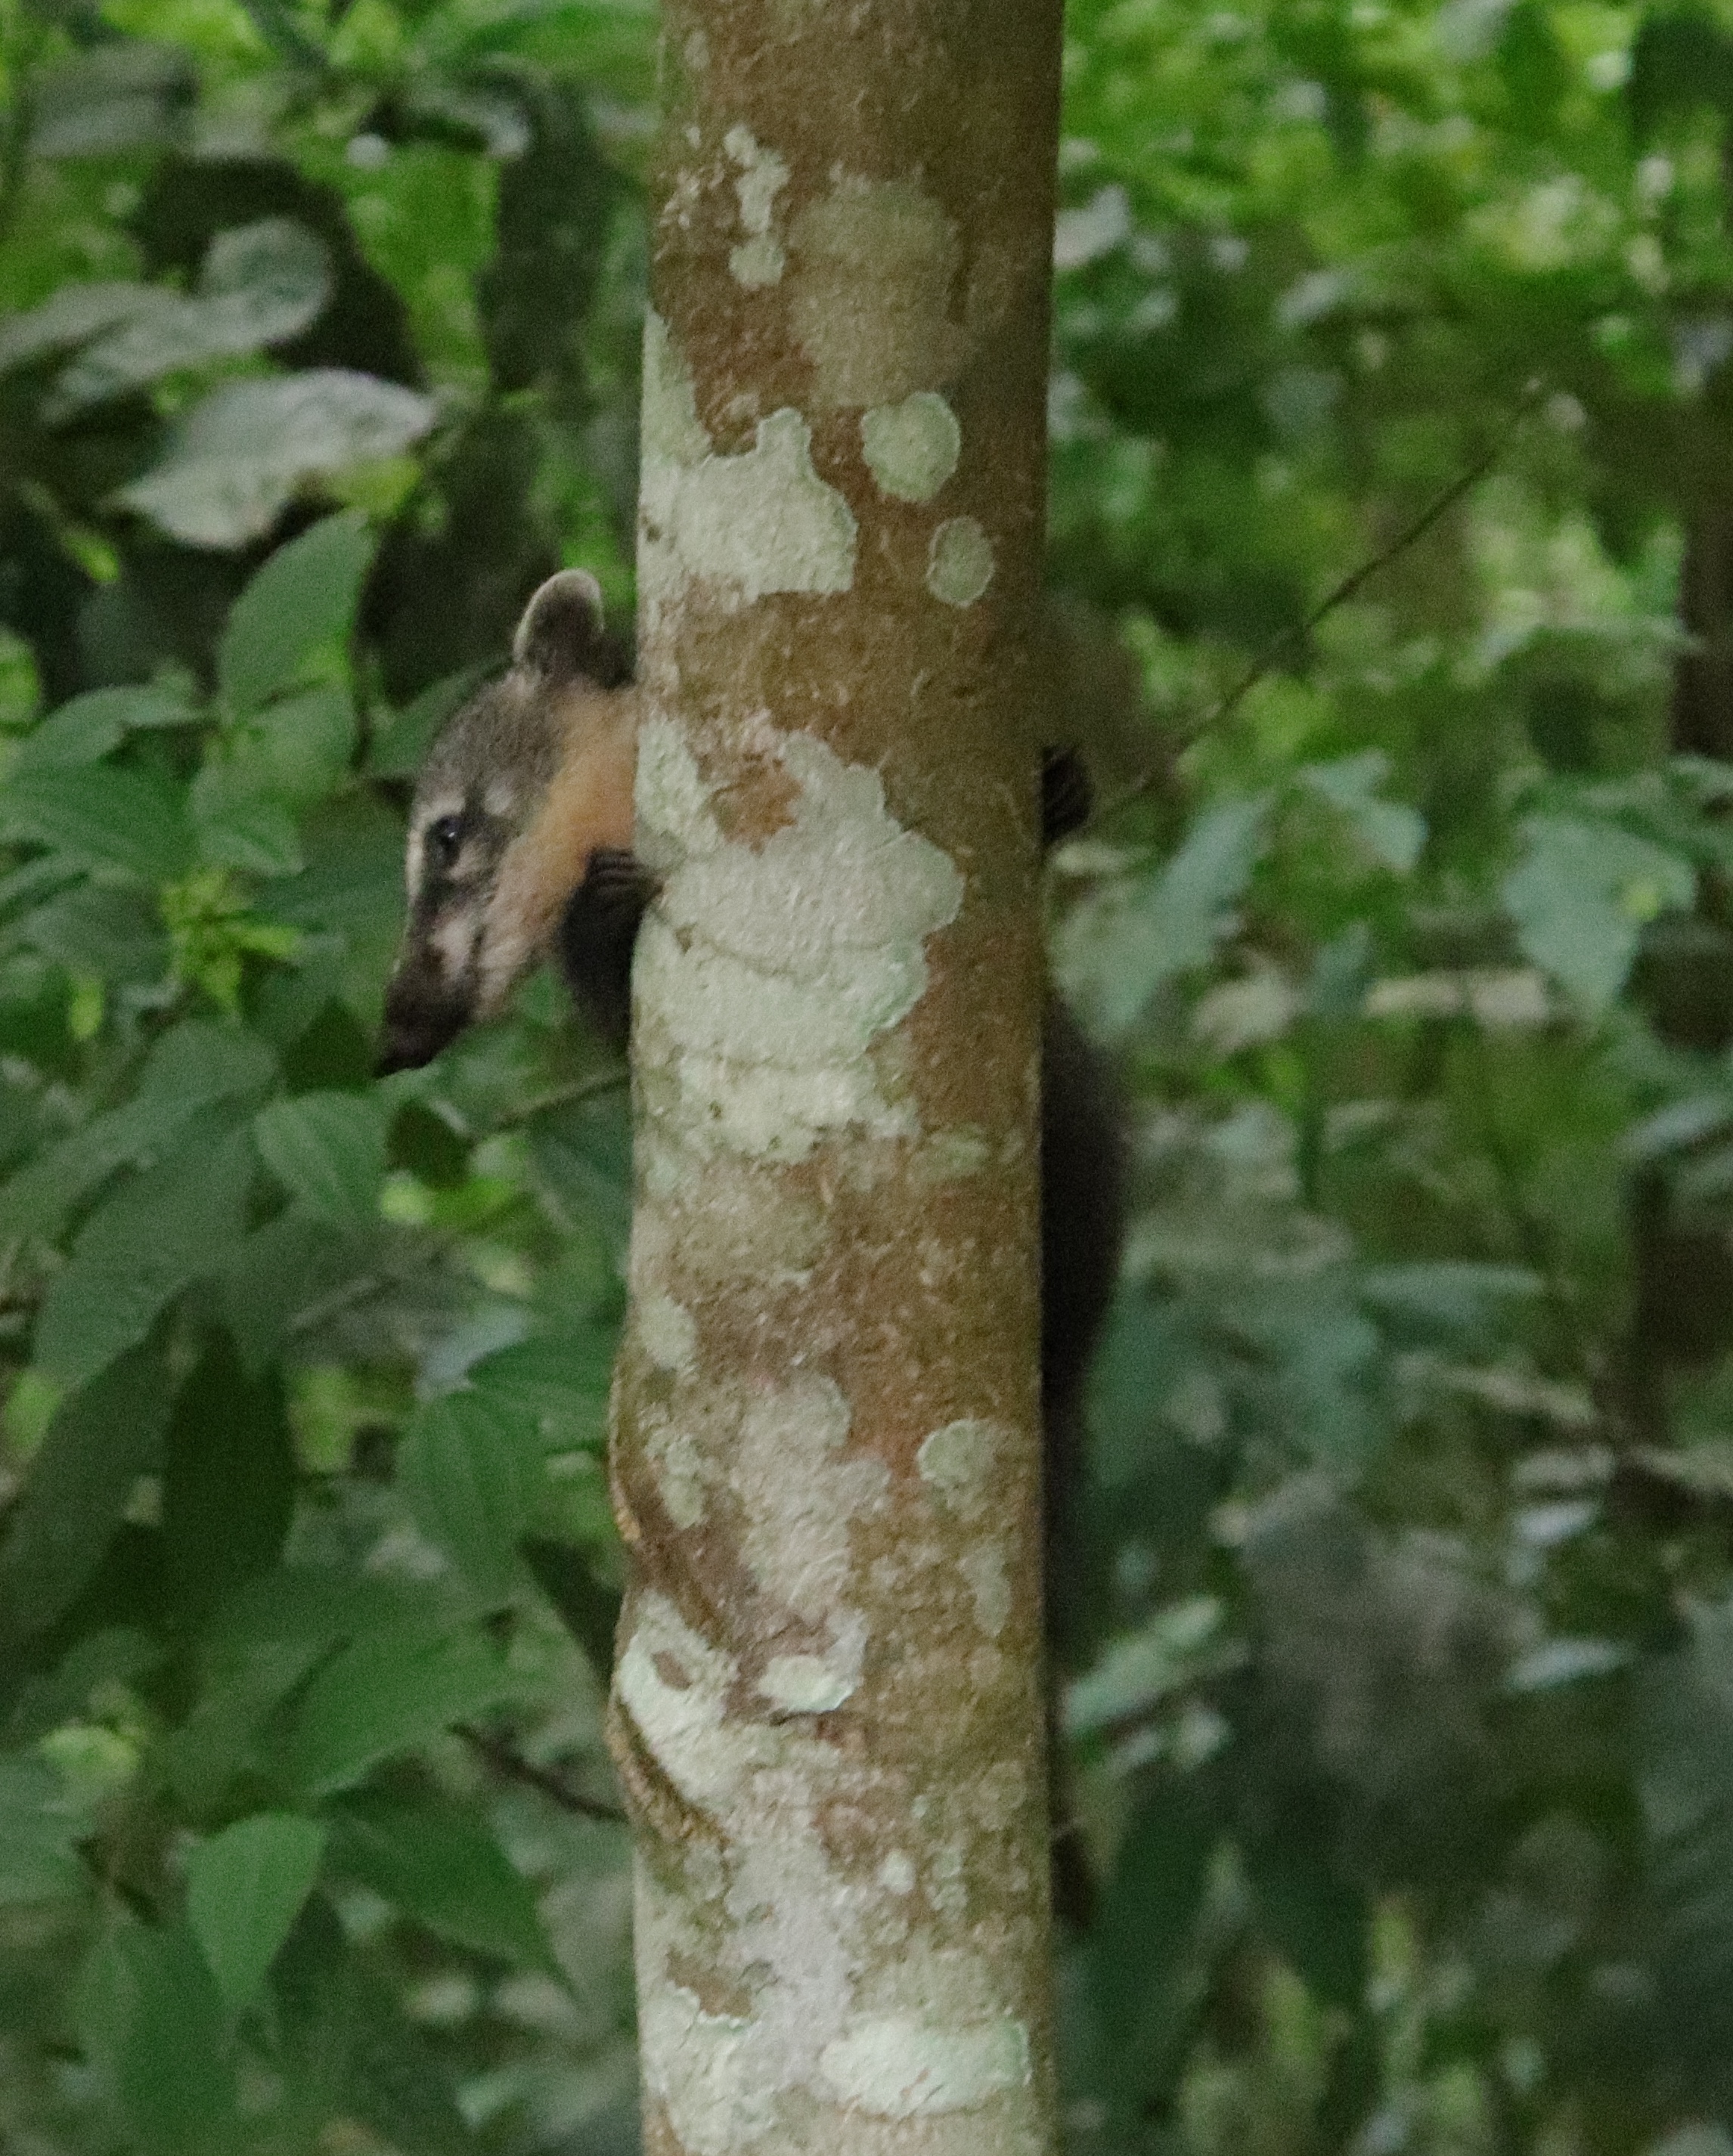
1092 386 1547 829
491 1065 629 1130
457 1724 626 1825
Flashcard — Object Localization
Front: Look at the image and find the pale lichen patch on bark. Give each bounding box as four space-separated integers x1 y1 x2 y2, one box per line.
860 391 962 503
916 1418 1006 1522
640 1290 700 1375
958 1541 1012 1638
634 717 966 1160
819 2012 1032 2117
640 311 857 621
788 178 969 407
724 123 790 287
926 516 996 607
732 1376 888 1622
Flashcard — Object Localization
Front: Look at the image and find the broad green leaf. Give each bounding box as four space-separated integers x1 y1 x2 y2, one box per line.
27 42 194 157
1059 795 1273 1036
0 1749 95 1904
162 1331 295 1622
1503 815 1696 1012
399 1389 547 1600
0 282 160 372
1357 1261 1542 1346
219 512 375 715
1065 1598 1231 1737
1242 1804 1368 2012
1639 1598 1733 2065
0 1337 173 1637
253 1090 388 1225
466 1331 616 1450
238 684 358 804
1086 1777 1217 2109
11 684 198 773
49 220 329 418
15 882 169 980
520 1535 622 1684
76 1918 235 2153
0 1019 275 1244
189 760 305 876
33 1116 255 1386
215 1210 380 1370
528 1087 634 1246
121 371 436 549
284 1626 521 1795
2 764 190 882
331 1787 558 1971
1300 750 1426 874
186 1813 327 2012
271 1895 479 2154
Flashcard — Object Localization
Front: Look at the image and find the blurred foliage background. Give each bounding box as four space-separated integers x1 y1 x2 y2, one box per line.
8 0 1733 2148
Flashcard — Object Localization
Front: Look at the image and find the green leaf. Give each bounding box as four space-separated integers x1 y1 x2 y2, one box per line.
1299 751 1425 874
76 1918 236 2154
1639 1598 1733 2065
34 1116 255 1387
1503 814 1696 1012
28 42 194 158
399 1389 547 1600
1242 1805 1368 2011
0 1019 275 1244
0 282 161 372
189 760 305 875
331 1787 558 1971
272 1895 479 2154
11 684 199 774
1629 5 1733 143
284 1627 521 1795
1059 795 1273 1036
0 1749 96 1903
48 220 330 419
120 372 436 549
185 1813 327 2012
253 1091 388 1225
520 1535 622 1684
1086 1777 1217 2109
0 1337 174 1637
219 512 375 715
1357 1262 1542 1346
2 764 191 882
162 1330 296 1622
466 1331 616 1450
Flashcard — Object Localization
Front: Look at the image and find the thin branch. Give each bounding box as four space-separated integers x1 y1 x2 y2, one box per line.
1092 386 1547 830
490 1065 629 1131
456 1724 626 1824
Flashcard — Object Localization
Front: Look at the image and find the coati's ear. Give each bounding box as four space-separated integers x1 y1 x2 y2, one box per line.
513 569 607 682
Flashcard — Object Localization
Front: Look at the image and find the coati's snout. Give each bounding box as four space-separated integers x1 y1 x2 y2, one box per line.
375 569 640 1076
376 962 475 1074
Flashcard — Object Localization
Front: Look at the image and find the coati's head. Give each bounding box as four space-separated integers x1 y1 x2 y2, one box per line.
376 571 637 1074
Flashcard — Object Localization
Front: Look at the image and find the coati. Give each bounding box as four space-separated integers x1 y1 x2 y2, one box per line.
377 571 1125 1907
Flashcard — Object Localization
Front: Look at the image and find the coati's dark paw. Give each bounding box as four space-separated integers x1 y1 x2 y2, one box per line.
560 848 659 1050
1041 745 1093 848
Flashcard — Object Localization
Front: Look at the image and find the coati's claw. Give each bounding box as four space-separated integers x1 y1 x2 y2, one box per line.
560 848 659 1051
1041 745 1094 847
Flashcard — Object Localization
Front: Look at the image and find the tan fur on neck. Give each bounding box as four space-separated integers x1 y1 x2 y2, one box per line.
479 684 638 1011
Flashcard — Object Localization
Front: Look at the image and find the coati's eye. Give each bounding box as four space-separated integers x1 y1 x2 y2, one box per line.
427 814 464 871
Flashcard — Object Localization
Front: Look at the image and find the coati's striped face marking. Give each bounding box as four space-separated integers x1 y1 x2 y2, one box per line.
377 572 637 1075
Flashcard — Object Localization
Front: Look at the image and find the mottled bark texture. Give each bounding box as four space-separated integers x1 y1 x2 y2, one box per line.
605 7 1065 2153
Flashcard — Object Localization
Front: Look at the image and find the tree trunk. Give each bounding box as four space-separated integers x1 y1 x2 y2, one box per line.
605 6 1065 2152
